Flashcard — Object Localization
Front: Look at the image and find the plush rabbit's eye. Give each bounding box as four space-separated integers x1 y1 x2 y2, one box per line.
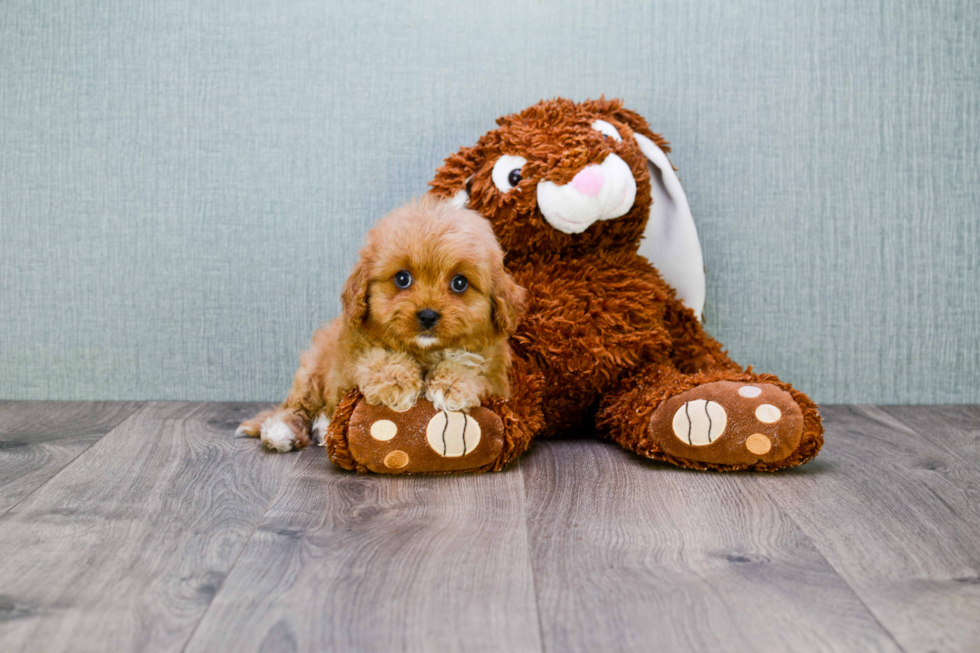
591 120 622 142
394 270 412 289
492 155 528 193
450 274 468 294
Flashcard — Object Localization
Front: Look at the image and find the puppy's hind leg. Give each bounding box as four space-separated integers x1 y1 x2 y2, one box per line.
241 318 341 452
236 408 313 452
235 409 275 438
259 410 312 452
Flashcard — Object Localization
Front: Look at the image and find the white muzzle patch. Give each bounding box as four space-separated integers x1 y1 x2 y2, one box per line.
536 153 637 234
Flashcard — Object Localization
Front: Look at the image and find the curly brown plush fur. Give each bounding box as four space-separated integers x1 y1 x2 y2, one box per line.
325 97 823 473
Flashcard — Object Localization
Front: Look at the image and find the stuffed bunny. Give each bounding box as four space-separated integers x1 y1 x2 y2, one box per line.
325 97 823 473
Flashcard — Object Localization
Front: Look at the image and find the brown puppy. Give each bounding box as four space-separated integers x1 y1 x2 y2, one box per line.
237 195 526 452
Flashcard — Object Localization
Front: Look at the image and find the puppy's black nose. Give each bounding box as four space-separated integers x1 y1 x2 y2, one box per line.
416 309 440 329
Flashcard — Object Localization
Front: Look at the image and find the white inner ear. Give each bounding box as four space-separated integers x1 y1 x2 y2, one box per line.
634 134 705 321
449 177 472 208
591 120 623 141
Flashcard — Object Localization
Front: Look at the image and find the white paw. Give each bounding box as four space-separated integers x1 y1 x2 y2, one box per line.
310 413 330 446
363 381 421 413
379 387 420 413
426 386 480 413
260 415 299 452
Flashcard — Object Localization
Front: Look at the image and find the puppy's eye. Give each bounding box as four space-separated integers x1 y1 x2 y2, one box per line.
492 155 528 193
394 270 412 289
591 119 623 142
450 274 468 294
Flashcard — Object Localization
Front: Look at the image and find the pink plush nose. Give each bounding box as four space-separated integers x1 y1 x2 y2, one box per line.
571 166 605 197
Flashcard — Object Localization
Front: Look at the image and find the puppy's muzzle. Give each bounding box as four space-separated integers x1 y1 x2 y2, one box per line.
416 309 440 330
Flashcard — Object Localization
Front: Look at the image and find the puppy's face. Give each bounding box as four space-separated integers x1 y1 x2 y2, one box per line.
342 199 525 354
367 252 495 352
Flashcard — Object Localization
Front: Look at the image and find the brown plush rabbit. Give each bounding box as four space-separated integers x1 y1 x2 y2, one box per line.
324 97 823 474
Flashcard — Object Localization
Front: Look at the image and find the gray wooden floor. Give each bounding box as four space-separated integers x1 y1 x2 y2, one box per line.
0 403 978 653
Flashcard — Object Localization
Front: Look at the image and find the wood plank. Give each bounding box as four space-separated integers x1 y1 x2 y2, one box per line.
521 438 903 653
0 401 143 515
184 448 542 653
758 405 980 653
0 402 297 653
878 405 980 470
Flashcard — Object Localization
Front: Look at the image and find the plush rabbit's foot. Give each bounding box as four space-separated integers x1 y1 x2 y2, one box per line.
648 381 805 469
343 398 506 474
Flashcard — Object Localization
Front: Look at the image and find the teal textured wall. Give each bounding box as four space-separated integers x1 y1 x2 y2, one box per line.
1 0 977 403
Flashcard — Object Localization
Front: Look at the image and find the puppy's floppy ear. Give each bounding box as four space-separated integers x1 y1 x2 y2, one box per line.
430 145 480 208
490 263 527 335
340 259 371 327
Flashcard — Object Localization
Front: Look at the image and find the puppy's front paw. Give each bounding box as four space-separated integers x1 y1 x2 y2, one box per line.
310 412 330 446
426 375 483 413
361 365 424 413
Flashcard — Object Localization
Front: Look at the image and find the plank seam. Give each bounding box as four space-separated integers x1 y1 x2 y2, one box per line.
869 405 980 474
519 456 550 653
0 401 145 518
178 444 305 653
757 472 911 653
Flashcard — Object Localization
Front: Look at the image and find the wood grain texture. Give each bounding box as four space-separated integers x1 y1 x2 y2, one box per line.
758 405 980 653
1 402 978 653
0 401 142 515
0 402 297 653
879 405 980 471
184 448 542 653
520 438 903 653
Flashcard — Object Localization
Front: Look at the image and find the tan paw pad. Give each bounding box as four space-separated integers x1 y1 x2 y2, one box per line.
745 433 772 455
383 450 410 469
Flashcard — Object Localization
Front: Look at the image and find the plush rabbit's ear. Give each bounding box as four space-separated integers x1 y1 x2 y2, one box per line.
447 177 472 208
431 145 480 207
634 134 705 321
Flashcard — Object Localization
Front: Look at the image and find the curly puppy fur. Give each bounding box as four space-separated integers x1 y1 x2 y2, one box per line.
237 196 526 452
